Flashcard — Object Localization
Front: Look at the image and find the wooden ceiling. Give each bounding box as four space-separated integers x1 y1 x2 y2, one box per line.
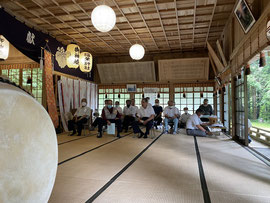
0 0 236 56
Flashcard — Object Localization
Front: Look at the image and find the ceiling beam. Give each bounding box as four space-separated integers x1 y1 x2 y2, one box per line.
204 0 218 48
192 0 197 49
153 0 170 49
174 0 182 50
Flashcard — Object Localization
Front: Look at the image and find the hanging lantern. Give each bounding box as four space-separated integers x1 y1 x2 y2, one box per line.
213 92 216 97
142 93 145 98
218 89 222 94
105 94 108 99
79 52 92 72
200 92 203 98
157 92 160 98
245 64 251 75
118 93 120 98
222 86 226 93
0 35 9 60
129 44 145 60
91 5 116 33
259 51 266 67
27 76 32 84
66 43 80 68
238 73 242 79
183 92 186 98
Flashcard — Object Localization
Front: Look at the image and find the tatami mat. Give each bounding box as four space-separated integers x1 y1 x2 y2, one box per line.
196 134 270 203
50 131 270 203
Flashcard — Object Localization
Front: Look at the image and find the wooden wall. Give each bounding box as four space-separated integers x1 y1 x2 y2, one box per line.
93 50 215 84
220 0 270 79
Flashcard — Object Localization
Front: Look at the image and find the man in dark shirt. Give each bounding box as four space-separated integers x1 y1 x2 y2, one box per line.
199 99 213 115
152 99 163 129
97 100 122 138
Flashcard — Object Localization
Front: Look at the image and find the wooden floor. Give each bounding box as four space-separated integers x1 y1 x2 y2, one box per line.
49 130 270 203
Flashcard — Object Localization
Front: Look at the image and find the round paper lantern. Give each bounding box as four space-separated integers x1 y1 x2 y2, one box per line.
0 35 9 60
66 43 80 68
91 5 116 32
129 44 145 60
79 52 93 72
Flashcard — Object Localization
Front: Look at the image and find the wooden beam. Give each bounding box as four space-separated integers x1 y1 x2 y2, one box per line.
174 0 182 49
192 0 197 49
208 53 218 76
207 41 224 73
216 40 228 67
204 0 218 48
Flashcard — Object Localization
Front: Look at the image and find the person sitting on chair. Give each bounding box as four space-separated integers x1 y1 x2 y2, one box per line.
164 100 180 134
132 98 155 139
123 100 136 132
186 109 211 137
153 99 163 129
97 100 122 138
179 107 191 128
131 99 139 112
91 100 108 130
115 101 123 116
70 98 91 136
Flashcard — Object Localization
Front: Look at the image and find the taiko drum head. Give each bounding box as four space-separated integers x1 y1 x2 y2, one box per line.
0 82 58 203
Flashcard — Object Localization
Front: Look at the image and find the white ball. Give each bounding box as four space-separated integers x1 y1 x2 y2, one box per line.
129 44 145 60
91 5 116 33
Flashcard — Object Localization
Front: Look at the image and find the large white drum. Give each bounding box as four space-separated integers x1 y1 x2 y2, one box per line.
0 80 58 203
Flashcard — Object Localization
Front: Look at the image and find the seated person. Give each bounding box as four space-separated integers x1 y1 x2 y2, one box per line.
70 98 91 136
131 99 139 111
91 100 108 130
199 99 213 116
132 98 155 139
115 101 123 115
164 100 180 134
97 100 122 138
123 100 136 132
152 99 163 129
186 109 211 136
179 107 191 128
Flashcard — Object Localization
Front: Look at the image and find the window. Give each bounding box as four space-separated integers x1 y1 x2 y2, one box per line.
1 68 43 104
98 88 130 114
235 70 246 140
1 69 20 85
174 86 214 114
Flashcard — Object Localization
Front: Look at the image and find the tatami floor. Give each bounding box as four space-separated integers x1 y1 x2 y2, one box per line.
49 129 270 203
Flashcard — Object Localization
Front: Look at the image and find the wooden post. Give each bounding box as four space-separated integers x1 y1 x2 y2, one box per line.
221 90 225 124
169 83 174 101
231 75 236 138
244 73 249 146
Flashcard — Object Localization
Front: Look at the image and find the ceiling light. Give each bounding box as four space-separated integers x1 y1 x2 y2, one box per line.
129 44 145 60
91 5 116 33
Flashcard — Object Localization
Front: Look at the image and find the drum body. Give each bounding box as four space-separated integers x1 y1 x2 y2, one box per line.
0 81 58 203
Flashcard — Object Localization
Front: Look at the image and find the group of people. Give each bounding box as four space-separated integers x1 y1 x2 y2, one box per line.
68 97 214 138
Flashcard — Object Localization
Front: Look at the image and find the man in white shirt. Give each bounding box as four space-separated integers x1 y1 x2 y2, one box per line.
186 109 210 136
115 101 123 115
131 99 139 112
179 107 191 128
123 100 136 132
164 100 180 134
70 98 91 136
132 98 155 138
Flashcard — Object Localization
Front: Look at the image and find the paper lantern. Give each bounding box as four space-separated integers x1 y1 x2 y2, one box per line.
91 5 116 32
129 44 145 60
0 35 9 60
66 43 80 68
79 52 92 72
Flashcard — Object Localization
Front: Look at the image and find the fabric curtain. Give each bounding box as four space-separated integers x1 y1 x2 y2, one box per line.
58 80 68 132
44 50 59 127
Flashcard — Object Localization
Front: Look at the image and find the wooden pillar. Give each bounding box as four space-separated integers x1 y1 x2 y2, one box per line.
169 83 174 101
42 67 47 109
221 90 225 124
19 69 23 87
244 73 249 146
231 75 236 138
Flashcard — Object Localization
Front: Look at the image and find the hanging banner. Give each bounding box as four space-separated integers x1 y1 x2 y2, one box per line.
44 50 59 127
0 8 93 81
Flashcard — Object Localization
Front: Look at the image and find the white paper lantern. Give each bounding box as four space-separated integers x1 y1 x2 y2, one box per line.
0 35 9 60
129 44 145 60
79 52 93 72
91 5 116 33
66 43 80 68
